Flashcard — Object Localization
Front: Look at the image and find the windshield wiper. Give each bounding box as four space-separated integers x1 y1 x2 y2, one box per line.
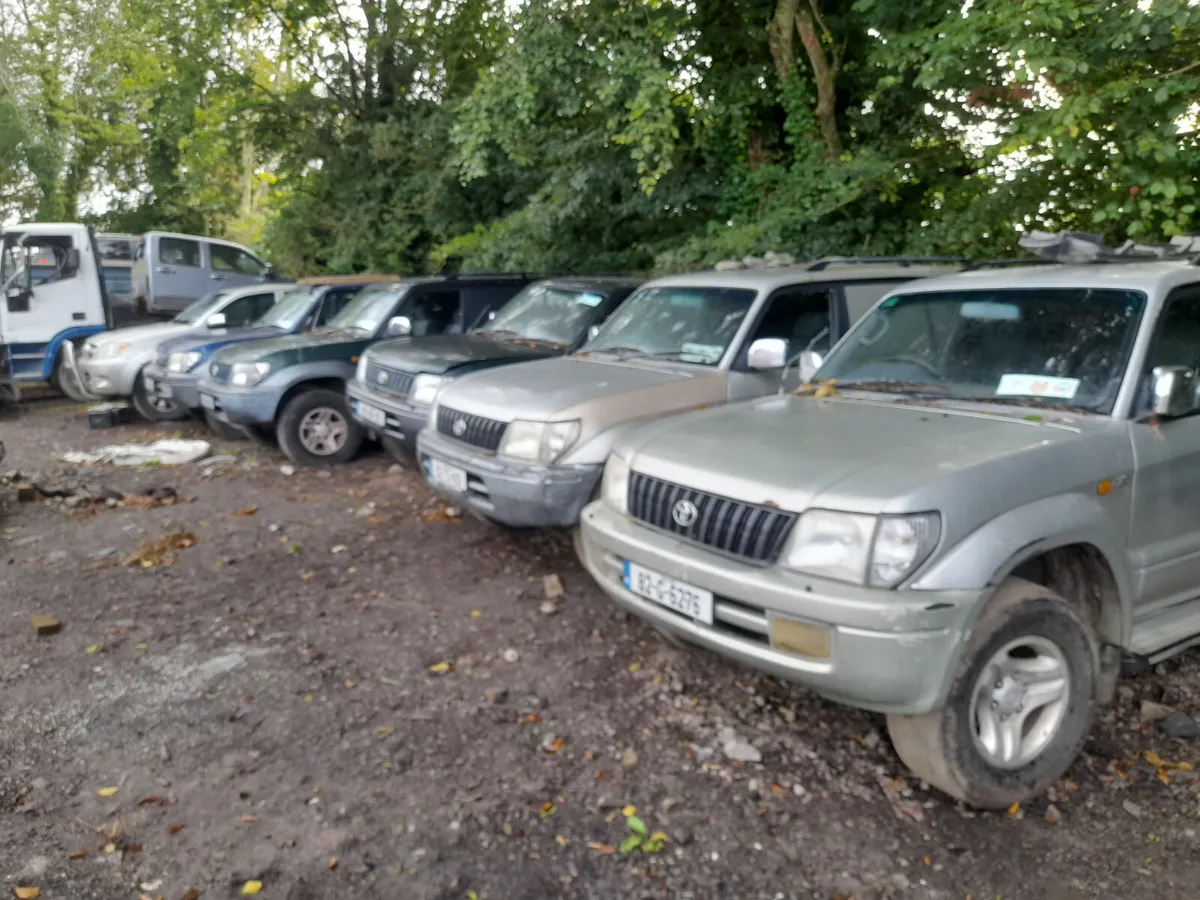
836 380 949 398
965 395 1088 413
476 328 521 339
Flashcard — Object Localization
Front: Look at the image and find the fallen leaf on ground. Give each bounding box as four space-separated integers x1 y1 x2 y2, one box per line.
588 841 617 855
470 610 482 618
97 786 119 797
555 835 567 846
235 507 258 517
180 890 200 900
138 795 170 806
622 805 637 816
86 643 103 654
377 726 393 735
241 882 262 895
122 531 197 568
68 850 87 859
12 888 41 899
539 802 556 819
328 858 339 871
628 663 642 673
428 661 453 674
520 714 539 724
168 824 185 834
240 815 257 823
545 737 564 754
1007 802 1020 817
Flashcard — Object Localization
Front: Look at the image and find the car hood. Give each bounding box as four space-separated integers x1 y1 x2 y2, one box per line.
369 333 560 375
437 354 728 424
90 321 189 350
623 394 1133 520
157 325 286 357
213 330 365 364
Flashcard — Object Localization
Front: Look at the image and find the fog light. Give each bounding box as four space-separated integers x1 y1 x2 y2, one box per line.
769 616 831 659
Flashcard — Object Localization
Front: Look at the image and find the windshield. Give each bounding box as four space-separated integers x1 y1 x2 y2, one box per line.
256 286 315 330
327 284 406 334
174 290 231 324
475 284 609 346
816 288 1146 414
584 286 757 365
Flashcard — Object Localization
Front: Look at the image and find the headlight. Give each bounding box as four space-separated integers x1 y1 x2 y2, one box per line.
784 510 940 587
601 453 630 514
167 351 203 373
97 342 129 360
498 419 582 464
230 361 271 387
409 373 443 406
355 354 369 382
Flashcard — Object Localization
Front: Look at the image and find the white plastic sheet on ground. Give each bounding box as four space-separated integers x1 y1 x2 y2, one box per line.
61 439 212 467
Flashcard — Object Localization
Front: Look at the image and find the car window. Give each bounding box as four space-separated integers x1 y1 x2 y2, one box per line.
221 291 276 326
210 243 266 275
742 288 833 362
585 286 757 365
257 286 314 330
102 266 133 296
1139 286 1200 414
404 289 460 336
159 237 201 268
174 290 231 323
818 287 1146 414
327 284 408 334
315 287 360 326
842 280 909 324
474 284 609 346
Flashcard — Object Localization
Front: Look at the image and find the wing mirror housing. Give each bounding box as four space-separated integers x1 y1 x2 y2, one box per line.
62 248 80 277
1151 366 1197 418
747 337 788 371
798 350 824 382
206 312 227 329
386 315 412 338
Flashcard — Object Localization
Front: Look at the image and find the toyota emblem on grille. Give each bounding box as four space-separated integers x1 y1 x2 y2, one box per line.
376 369 388 385
672 499 699 528
452 417 468 437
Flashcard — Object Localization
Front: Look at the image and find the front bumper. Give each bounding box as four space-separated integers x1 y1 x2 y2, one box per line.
416 428 602 528
578 500 983 715
144 364 203 410
196 379 285 426
79 355 140 398
346 381 427 454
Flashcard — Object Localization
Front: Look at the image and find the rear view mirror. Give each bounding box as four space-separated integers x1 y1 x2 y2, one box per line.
587 324 601 342
747 337 787 370
387 315 412 337
487 310 497 321
798 350 824 382
1151 366 1197 418
206 312 227 329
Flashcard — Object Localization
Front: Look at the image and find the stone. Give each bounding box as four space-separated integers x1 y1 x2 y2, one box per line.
502 648 521 663
621 747 639 771
1160 711 1200 739
30 777 48 791
719 727 762 764
1123 799 1143 819
280 465 296 476
539 601 559 616
1141 700 1175 723
543 574 565 600
1044 804 1062 825
31 615 61 636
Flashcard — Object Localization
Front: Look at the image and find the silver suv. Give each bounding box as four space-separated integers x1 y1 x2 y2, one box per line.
578 238 1200 809
418 260 960 528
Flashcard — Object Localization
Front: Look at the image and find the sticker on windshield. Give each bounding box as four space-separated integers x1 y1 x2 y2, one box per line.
680 342 723 363
995 374 1080 400
576 293 603 307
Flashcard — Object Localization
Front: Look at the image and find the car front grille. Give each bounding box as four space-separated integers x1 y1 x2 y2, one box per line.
627 472 798 564
436 405 507 452
366 364 413 397
209 362 232 384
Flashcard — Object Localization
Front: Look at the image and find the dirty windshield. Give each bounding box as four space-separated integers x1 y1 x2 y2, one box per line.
256 286 315 331
475 284 608 346
174 291 231 324
584 286 756 365
817 287 1146 414
327 283 406 334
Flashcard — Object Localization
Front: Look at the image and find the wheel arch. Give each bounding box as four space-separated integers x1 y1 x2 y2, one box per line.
276 376 347 421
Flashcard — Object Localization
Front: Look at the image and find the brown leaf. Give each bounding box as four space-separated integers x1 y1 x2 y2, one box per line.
235 507 258 517
240 815 257 823
13 888 41 899
168 824 185 834
68 850 87 860
138 794 170 806
594 771 606 782
122 531 198 568
180 890 201 900
328 858 339 871
519 713 539 724
587 841 617 855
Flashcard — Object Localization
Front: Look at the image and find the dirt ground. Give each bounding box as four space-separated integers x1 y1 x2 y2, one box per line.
4 400 1200 900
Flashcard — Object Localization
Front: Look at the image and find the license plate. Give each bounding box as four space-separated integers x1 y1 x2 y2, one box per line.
426 457 467 493
356 401 387 429
200 393 216 410
623 561 714 625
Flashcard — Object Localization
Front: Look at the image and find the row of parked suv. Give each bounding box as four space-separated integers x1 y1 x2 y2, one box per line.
77 234 1200 809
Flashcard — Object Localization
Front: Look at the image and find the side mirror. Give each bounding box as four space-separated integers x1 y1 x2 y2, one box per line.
62 248 80 277
747 337 788 370
387 315 412 337
206 312 227 328
798 350 824 382
1151 366 1197 418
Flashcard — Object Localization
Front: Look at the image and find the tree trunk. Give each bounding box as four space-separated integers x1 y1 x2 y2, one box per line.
794 4 842 159
767 0 798 81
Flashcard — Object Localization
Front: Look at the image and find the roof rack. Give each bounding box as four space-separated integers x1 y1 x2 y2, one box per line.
1018 230 1200 264
805 256 966 271
960 258 1059 272
448 271 542 280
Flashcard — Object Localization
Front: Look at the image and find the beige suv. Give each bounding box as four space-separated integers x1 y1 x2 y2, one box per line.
416 259 962 528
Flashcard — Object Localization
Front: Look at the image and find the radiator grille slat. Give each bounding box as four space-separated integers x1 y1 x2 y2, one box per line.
366 364 414 398
436 405 507 453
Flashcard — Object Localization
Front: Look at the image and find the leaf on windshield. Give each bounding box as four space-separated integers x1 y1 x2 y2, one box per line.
794 379 837 398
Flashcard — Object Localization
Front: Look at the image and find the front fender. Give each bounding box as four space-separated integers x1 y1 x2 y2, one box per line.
911 492 1132 641
273 360 356 392
561 411 685 467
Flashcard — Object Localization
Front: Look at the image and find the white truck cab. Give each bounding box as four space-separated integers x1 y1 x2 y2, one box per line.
1 222 112 401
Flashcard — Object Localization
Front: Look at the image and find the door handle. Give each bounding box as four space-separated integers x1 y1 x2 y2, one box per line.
155 266 175 274
210 273 227 281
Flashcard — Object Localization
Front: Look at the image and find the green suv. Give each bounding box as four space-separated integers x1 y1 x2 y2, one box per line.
196 274 534 466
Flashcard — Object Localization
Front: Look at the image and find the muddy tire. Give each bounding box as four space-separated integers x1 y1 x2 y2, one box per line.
887 577 1097 809
204 410 248 441
380 434 414 468
130 367 188 422
276 388 363 467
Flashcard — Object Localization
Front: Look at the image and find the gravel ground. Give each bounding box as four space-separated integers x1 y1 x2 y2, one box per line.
4 400 1200 900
